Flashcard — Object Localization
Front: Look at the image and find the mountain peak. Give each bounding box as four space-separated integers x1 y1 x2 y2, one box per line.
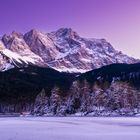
52 27 79 39
11 31 23 38
2 31 23 40
24 29 42 37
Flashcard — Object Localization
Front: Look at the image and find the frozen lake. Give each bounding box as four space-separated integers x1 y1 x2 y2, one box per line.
0 117 140 140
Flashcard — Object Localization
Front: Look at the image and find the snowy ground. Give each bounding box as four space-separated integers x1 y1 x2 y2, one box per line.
0 117 140 140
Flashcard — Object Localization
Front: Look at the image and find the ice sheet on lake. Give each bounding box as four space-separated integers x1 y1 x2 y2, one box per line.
0 117 140 140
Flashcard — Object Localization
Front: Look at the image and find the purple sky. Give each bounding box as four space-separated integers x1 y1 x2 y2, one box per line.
0 0 140 58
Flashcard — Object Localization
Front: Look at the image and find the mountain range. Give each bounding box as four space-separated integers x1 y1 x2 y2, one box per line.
0 28 139 72
0 28 140 116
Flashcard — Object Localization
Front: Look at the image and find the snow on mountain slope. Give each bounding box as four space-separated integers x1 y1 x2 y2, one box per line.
0 48 39 71
0 28 139 72
2 32 43 60
0 32 46 71
0 39 44 71
2 49 36 65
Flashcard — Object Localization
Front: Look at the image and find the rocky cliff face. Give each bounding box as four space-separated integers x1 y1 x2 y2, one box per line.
0 28 139 73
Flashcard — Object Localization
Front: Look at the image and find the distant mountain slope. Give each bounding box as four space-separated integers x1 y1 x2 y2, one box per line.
0 28 139 72
0 65 75 113
78 63 140 85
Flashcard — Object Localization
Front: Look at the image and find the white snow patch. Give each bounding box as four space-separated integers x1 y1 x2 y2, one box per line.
53 67 89 73
1 63 14 71
80 58 91 63
2 49 36 65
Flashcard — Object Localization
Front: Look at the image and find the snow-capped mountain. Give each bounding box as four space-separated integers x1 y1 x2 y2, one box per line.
0 28 139 72
1 28 140 116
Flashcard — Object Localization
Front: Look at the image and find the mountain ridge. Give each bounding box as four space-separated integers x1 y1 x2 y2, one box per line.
0 28 139 73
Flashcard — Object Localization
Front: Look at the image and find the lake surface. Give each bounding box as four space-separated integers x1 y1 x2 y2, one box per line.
0 117 140 140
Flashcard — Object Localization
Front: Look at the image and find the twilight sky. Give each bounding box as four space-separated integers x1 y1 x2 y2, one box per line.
0 0 140 58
